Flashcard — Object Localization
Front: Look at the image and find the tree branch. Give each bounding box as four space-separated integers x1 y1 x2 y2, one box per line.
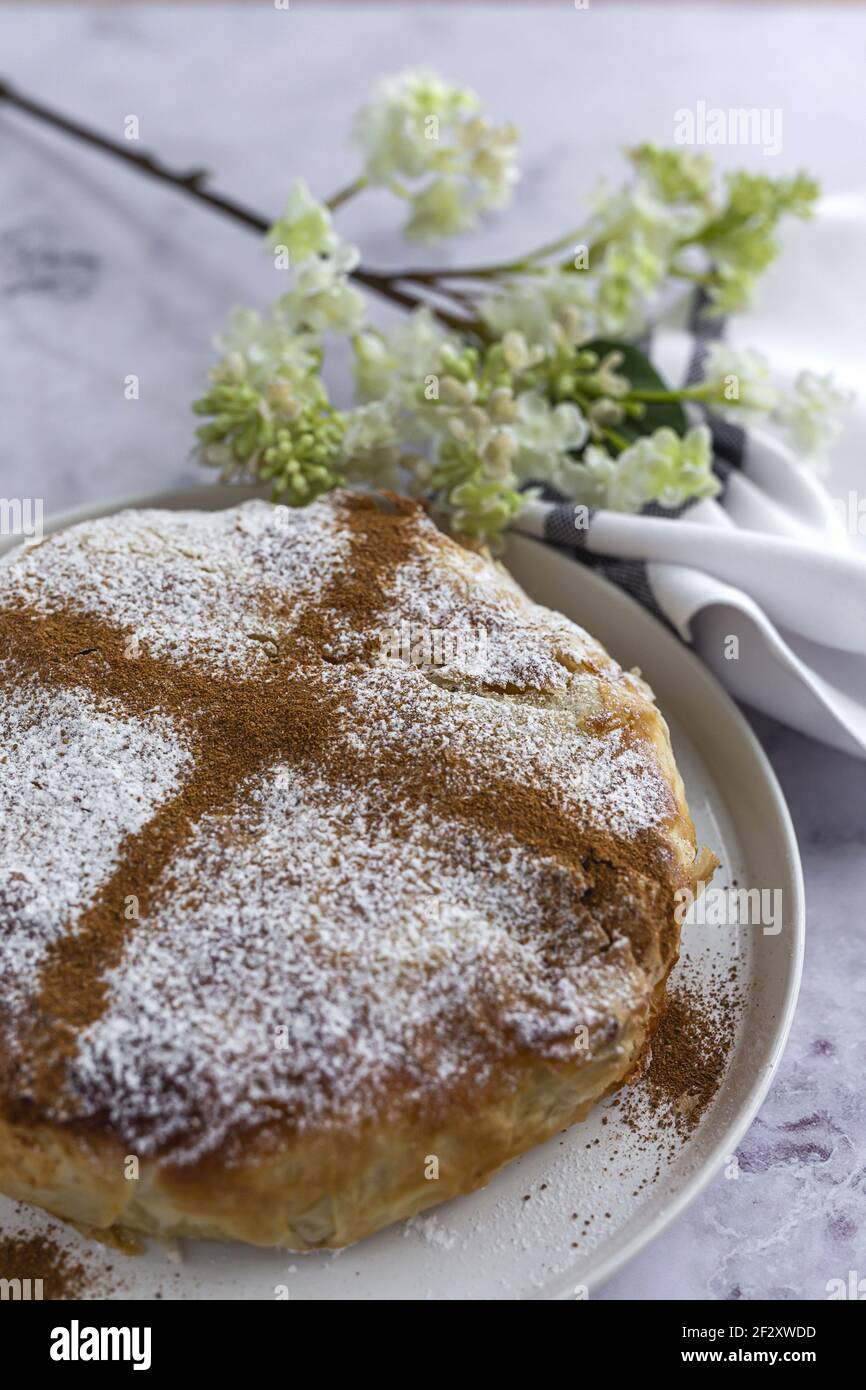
0 77 480 328
0 78 273 235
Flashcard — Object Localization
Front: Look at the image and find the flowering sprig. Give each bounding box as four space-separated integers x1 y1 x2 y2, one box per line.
0 75 846 542
188 69 850 545
351 69 519 240
472 148 820 340
192 305 348 505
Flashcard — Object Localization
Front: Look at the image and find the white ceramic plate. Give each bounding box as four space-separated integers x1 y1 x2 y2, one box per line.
0 487 804 1301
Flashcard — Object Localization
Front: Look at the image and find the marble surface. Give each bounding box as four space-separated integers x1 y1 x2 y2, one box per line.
1 3 864 1301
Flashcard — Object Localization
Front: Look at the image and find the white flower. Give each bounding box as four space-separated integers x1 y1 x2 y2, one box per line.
353 332 394 401
445 403 497 450
405 177 478 241
480 428 519 479
487 385 518 423
214 307 320 389
342 401 402 488
558 427 719 513
499 329 546 374
264 372 329 419
480 270 593 350
267 179 336 262
629 145 715 207
351 67 519 239
352 309 482 457
343 399 397 454
279 243 365 335
703 343 779 416
456 114 520 212
607 425 719 512
352 69 478 182
589 173 706 247
438 374 477 406
511 391 588 486
354 308 452 401
586 395 626 442
515 390 588 454
580 175 706 335
775 369 853 470
589 178 705 254
593 350 630 399
556 445 619 508
594 232 667 336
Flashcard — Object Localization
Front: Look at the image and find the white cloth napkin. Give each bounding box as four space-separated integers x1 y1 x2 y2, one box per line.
515 197 866 760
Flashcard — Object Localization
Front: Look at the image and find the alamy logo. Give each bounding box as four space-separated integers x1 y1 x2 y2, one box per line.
49 1320 152 1371
0 497 43 542
378 620 488 674
674 101 783 156
826 1270 866 1300
675 885 783 936
0 1276 43 1300
830 490 866 536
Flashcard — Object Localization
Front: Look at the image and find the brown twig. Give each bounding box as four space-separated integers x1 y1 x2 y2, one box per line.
0 77 480 330
0 79 271 234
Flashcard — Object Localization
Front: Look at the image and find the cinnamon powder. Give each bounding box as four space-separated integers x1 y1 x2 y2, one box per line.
0 1229 87 1299
0 492 683 1137
620 963 741 1144
1 494 423 1109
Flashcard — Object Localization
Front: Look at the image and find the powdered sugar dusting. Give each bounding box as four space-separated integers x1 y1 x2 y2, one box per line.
403 1212 460 1251
339 662 674 841
69 761 645 1161
0 678 189 1019
0 501 351 675
0 495 688 1164
380 533 619 691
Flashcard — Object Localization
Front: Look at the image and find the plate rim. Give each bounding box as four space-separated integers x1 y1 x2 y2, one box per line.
2 486 806 1300
504 531 805 1298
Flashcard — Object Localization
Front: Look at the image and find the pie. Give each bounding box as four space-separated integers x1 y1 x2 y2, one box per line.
0 492 715 1248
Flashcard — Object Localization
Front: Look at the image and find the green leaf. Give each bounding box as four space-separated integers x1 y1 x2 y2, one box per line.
583 338 688 442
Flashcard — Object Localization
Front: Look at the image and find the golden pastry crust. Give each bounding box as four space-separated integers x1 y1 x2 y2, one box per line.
0 492 715 1249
